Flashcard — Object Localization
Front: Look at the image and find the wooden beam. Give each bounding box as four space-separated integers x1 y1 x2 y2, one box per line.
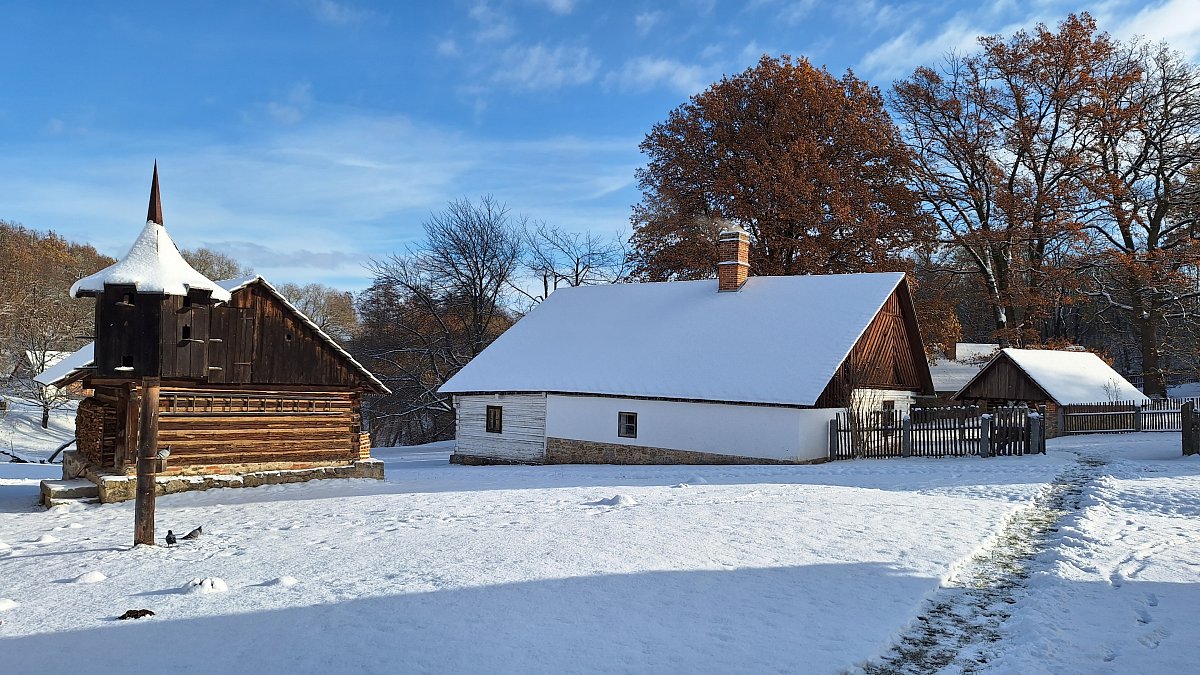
133 377 160 547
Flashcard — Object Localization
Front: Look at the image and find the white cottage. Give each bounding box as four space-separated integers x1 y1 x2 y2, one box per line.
439 226 934 465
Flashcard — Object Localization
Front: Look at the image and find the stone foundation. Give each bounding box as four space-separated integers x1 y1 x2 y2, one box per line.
451 438 827 466
57 450 384 504
449 453 532 466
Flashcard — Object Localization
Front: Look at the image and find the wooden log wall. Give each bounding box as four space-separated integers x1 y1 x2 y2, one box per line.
151 388 361 469
75 385 364 473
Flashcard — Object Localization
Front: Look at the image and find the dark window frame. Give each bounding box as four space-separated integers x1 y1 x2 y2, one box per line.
617 411 638 439
486 405 503 434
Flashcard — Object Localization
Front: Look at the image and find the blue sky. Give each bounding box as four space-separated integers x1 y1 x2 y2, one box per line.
1 0 1196 290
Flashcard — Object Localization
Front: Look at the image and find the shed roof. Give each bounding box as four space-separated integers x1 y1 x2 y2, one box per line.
958 348 1148 405
34 342 95 387
929 344 997 393
440 272 911 406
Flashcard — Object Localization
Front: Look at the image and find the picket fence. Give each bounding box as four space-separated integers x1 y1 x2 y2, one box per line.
829 405 1045 460
1059 398 1200 435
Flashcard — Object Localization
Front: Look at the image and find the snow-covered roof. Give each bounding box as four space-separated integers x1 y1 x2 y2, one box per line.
23 350 73 372
930 344 998 393
215 275 388 393
440 273 915 406
70 221 231 302
34 342 94 387
962 348 1149 405
954 343 999 361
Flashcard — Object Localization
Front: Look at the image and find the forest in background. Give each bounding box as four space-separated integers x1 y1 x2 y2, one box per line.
4 13 1199 445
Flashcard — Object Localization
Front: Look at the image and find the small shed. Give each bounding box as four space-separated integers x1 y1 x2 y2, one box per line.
952 348 1148 436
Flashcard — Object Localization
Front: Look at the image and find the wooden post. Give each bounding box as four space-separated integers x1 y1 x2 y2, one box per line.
1028 414 1042 457
133 377 161 546
1055 404 1065 438
828 418 839 460
979 414 992 458
901 416 912 457
1135 401 1144 432
1183 402 1195 456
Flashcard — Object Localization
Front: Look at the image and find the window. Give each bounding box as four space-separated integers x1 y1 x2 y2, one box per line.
618 412 638 438
181 325 192 340
486 405 503 433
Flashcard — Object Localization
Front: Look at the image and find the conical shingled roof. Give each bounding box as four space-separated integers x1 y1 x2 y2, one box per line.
70 165 231 302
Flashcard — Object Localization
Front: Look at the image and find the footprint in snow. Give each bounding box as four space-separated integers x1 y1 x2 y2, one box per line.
1145 592 1159 607
182 577 229 594
33 534 59 545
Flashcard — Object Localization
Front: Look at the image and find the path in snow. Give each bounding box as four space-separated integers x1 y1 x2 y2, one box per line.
863 454 1109 674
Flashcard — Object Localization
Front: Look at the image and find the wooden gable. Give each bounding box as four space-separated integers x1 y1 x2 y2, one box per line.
815 278 934 407
952 352 1053 404
205 280 381 391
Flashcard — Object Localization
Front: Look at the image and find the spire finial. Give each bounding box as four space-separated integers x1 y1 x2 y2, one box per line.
147 161 163 225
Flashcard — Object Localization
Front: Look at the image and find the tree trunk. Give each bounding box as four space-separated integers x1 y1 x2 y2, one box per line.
41 404 50 429
1137 313 1167 398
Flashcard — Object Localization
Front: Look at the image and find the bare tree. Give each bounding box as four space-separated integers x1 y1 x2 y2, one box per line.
519 221 630 302
1076 44 1200 396
180 247 252 280
357 196 523 446
893 14 1120 344
277 282 359 342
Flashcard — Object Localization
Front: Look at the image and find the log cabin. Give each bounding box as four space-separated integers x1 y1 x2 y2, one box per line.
439 223 934 465
41 166 387 503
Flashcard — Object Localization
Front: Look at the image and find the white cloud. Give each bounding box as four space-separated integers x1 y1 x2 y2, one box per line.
535 0 575 15
306 0 372 25
437 38 460 57
494 43 600 90
607 57 711 95
635 11 663 36
469 2 516 42
0 115 641 288
1115 0 1200 58
778 0 818 25
858 17 986 80
264 82 314 125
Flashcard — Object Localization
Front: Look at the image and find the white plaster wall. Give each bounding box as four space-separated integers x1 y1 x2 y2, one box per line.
545 395 837 462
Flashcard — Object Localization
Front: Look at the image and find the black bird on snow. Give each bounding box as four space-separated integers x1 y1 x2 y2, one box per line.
165 530 176 546
181 526 202 540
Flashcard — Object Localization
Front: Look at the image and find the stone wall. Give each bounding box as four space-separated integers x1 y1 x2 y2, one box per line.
451 437 826 466
93 459 385 503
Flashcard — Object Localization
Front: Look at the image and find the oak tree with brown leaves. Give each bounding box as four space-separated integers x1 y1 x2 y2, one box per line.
630 55 930 281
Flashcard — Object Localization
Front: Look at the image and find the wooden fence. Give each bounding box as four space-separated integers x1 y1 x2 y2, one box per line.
830 405 1045 460
1060 398 1200 434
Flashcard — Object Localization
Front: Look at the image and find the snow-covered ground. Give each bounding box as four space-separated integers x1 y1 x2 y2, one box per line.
0 394 76 462
1 431 1197 673
981 434 1200 673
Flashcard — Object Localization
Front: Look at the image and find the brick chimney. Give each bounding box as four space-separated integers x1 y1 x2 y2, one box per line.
717 222 750 292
